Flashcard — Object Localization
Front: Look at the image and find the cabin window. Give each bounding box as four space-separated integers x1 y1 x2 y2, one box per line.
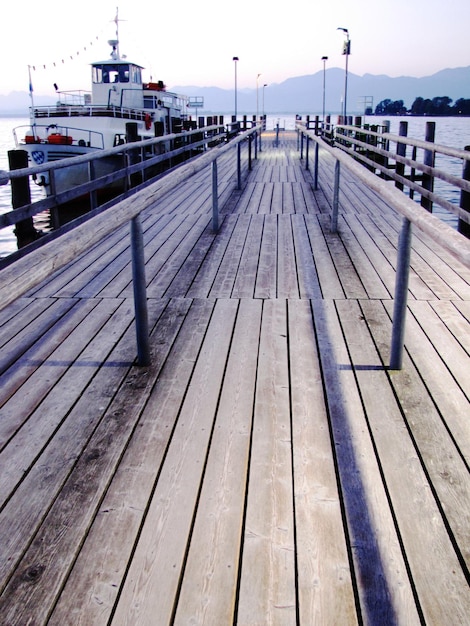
131 65 142 84
93 64 131 84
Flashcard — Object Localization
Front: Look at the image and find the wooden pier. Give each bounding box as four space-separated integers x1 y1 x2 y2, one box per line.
0 130 469 625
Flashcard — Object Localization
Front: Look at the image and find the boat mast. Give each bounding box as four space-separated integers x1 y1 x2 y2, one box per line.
113 7 121 59
27 65 37 138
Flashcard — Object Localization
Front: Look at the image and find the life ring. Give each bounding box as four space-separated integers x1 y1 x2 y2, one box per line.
144 114 152 130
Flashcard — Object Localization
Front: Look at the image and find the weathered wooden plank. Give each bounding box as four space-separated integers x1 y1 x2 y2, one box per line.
254 215 278 299
232 216 264 298
257 182 274 214
233 182 260 214
186 215 238 298
0 298 76 371
338 215 391 299
408 299 470 398
0 298 98 426
0 298 127 504
432 300 470 354
317 215 368 299
46 298 209 625
291 215 322 299
237 299 296 626
164 221 217 298
312 298 421 624
355 299 470 622
146 213 210 298
110 299 238 625
173 299 262 624
304 216 345 299
277 215 299 298
74 213 177 299
209 215 252 298
289 299 358 625
0 298 178 622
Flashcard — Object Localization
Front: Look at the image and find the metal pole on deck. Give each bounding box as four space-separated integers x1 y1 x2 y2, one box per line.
331 159 340 232
390 218 412 370
8 149 39 248
421 121 435 212
131 215 150 366
458 146 470 236
314 142 319 190
395 121 408 191
237 143 241 189
212 160 219 232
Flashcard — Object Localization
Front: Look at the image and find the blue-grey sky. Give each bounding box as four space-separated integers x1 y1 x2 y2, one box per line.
1 0 469 95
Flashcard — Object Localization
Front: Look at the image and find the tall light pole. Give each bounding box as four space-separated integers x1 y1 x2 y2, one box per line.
256 73 261 123
337 27 350 122
262 83 267 130
321 56 328 122
233 57 239 120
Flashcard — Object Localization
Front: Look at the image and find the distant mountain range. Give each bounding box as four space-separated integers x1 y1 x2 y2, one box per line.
1 66 469 115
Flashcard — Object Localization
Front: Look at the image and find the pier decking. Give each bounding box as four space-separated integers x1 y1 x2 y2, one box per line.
0 131 469 625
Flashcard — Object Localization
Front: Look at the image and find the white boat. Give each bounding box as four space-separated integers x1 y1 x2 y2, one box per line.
13 32 189 196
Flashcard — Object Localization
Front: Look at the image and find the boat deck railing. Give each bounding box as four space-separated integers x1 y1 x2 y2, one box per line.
32 104 154 121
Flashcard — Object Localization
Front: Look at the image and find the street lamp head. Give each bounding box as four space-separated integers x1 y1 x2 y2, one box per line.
233 56 239 61
337 27 348 34
321 56 328 61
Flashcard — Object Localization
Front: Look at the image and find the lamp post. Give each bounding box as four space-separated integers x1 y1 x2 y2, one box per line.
337 27 350 122
262 83 267 131
256 73 261 123
321 56 328 122
233 56 239 120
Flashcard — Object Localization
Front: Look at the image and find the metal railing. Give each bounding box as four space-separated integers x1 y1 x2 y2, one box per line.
297 122 470 370
1 124 230 248
0 125 261 364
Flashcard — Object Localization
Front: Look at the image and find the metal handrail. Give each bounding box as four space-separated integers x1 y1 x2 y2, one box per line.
0 124 228 229
297 123 470 370
0 124 262 364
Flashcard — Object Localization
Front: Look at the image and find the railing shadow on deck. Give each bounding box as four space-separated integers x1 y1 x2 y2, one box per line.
311 297 401 625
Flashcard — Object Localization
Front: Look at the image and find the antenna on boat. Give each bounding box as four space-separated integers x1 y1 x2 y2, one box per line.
27 65 37 139
110 6 125 60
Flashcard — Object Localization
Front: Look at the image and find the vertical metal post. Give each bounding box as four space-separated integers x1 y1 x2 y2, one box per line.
88 160 98 210
314 141 319 190
395 121 408 191
305 136 310 170
390 217 412 370
300 131 304 159
131 214 150 366
458 146 470 237
331 159 340 232
212 159 219 232
8 149 38 248
248 135 252 170
237 143 241 189
421 121 435 212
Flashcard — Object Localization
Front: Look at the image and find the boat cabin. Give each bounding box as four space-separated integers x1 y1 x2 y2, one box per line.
91 40 144 110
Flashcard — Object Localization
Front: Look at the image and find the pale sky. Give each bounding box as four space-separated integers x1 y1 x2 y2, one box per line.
1 0 469 96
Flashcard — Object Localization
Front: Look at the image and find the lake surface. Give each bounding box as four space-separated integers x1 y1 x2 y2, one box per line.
1 114 469 257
